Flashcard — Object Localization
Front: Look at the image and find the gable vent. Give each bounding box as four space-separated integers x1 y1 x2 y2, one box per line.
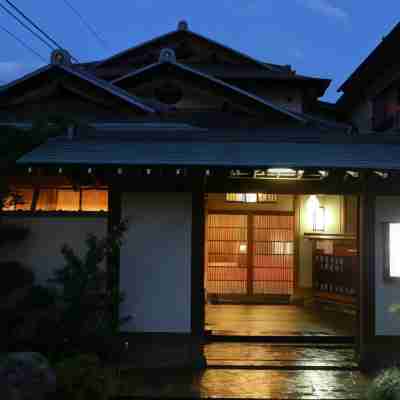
51 49 72 66
159 48 176 63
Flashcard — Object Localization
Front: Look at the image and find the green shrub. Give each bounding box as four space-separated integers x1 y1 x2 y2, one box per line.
366 368 400 400
47 220 130 360
55 354 117 400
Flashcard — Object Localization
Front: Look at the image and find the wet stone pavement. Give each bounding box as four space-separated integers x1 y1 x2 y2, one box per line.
114 343 369 399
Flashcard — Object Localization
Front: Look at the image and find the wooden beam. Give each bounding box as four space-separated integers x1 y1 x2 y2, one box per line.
206 177 365 194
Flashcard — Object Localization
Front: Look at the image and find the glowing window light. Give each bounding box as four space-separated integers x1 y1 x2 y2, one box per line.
389 223 400 278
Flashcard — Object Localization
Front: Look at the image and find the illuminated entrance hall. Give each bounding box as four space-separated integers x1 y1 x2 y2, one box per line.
204 193 358 338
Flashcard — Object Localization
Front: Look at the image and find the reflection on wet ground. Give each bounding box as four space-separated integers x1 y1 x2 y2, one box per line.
115 344 368 399
205 342 358 369
206 304 356 337
117 368 368 399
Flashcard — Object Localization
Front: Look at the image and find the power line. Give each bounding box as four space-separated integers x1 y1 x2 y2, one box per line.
0 24 47 62
4 0 79 62
0 3 55 51
61 0 108 50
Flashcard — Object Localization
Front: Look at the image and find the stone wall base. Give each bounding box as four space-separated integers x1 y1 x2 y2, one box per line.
116 333 207 369
359 340 400 372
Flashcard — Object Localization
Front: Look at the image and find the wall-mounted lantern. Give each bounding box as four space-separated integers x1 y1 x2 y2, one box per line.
307 195 326 232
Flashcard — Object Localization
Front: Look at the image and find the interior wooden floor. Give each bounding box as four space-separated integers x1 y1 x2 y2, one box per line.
205 304 356 337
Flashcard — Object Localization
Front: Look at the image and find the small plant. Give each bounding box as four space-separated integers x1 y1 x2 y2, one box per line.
366 367 400 400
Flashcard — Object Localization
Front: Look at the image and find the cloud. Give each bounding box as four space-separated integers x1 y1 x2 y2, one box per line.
298 0 348 20
0 61 41 84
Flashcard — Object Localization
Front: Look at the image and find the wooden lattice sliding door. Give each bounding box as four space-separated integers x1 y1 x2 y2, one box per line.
206 214 248 295
252 214 294 296
206 212 294 298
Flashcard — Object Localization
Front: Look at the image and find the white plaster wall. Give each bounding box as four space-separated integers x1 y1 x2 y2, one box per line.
0 216 107 285
120 192 192 333
298 195 343 288
375 196 400 335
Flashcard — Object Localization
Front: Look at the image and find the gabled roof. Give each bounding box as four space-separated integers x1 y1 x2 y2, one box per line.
87 23 329 97
337 22 400 110
94 24 287 73
0 64 157 114
338 22 400 93
112 59 307 123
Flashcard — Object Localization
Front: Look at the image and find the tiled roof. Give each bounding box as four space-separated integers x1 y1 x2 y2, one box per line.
17 130 400 170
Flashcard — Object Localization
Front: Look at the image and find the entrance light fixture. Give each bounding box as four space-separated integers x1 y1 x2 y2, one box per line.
307 195 326 232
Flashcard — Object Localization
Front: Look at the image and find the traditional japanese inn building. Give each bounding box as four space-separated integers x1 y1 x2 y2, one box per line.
2 20 400 370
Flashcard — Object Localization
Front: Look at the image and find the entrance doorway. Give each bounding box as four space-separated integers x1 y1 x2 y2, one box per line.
206 212 294 301
204 193 358 339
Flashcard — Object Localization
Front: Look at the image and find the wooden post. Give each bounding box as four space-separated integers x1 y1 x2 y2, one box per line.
191 181 206 335
107 184 122 322
358 186 376 369
247 213 254 296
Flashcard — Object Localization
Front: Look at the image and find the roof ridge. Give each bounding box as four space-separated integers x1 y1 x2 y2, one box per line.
94 27 286 74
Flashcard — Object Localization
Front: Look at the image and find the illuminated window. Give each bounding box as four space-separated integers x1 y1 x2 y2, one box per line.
37 189 80 211
2 188 33 211
36 189 57 211
226 193 278 203
3 187 108 213
81 189 108 211
36 188 108 212
56 189 80 211
385 223 400 280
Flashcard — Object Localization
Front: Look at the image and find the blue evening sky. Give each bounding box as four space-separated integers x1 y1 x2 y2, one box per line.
0 1 398 102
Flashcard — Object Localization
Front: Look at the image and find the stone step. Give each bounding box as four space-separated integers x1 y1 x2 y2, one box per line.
206 334 355 344
205 343 358 370
114 368 369 399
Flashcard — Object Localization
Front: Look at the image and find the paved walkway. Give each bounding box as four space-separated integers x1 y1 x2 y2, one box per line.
115 344 369 399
